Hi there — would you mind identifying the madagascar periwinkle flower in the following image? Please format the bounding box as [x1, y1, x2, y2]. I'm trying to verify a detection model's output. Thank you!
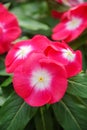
[5, 35, 51, 73]
[45, 41, 82, 78]
[13, 52, 67, 106]
[5, 35, 82, 107]
[52, 2, 87, 42]
[0, 4, 21, 54]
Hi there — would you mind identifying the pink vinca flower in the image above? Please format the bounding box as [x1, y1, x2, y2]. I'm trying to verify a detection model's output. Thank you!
[45, 41, 82, 78]
[52, 3, 87, 42]
[13, 52, 67, 107]
[56, 0, 84, 7]
[5, 35, 51, 73]
[0, 4, 21, 54]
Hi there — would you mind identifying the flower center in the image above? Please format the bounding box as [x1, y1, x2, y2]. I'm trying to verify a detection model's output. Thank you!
[39, 77, 44, 82]
[66, 16, 82, 30]
[30, 68, 52, 90]
[62, 49, 75, 62]
[15, 45, 32, 59]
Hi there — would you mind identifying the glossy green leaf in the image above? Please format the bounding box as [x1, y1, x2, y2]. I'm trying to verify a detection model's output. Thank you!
[52, 94, 87, 130]
[67, 73, 87, 98]
[0, 92, 38, 130]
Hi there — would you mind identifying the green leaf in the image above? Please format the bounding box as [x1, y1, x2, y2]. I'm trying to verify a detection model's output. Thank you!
[14, 36, 29, 43]
[4, 3, 11, 9]
[79, 46, 87, 71]
[0, 88, 6, 106]
[63, 94, 87, 130]
[0, 76, 12, 87]
[11, 2, 48, 20]
[19, 17, 50, 31]
[0, 96, 6, 106]
[52, 94, 87, 130]
[0, 69, 11, 76]
[70, 30, 87, 50]
[11, 2, 51, 36]
[0, 56, 5, 70]
[0, 92, 38, 130]
[67, 73, 87, 98]
[35, 107, 54, 130]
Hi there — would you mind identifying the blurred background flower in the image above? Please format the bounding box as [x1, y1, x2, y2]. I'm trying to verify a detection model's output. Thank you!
[56, 0, 84, 7]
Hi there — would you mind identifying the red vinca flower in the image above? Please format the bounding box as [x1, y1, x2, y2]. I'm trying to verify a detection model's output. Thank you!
[45, 41, 82, 78]
[0, 4, 21, 54]
[5, 35, 51, 73]
[52, 3, 87, 42]
[13, 52, 67, 107]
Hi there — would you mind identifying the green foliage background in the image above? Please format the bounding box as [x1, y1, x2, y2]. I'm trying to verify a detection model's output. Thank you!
[0, 0, 87, 130]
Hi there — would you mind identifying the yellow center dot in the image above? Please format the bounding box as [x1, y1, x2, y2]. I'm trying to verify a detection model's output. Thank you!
[67, 51, 72, 56]
[39, 77, 44, 82]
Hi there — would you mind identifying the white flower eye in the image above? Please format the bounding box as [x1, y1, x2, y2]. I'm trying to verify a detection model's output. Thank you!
[15, 45, 32, 59]
[30, 68, 52, 90]
[66, 16, 82, 30]
[62, 48, 75, 62]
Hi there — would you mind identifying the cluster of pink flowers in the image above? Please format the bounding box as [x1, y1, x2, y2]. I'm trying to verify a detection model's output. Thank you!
[0, 3, 83, 106]
[5, 35, 82, 106]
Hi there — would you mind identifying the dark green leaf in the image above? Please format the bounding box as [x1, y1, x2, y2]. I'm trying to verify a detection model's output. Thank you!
[0, 56, 5, 70]
[52, 94, 87, 130]
[0, 88, 6, 106]
[70, 31, 87, 50]
[67, 73, 87, 98]
[0, 92, 38, 130]
[35, 107, 54, 130]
